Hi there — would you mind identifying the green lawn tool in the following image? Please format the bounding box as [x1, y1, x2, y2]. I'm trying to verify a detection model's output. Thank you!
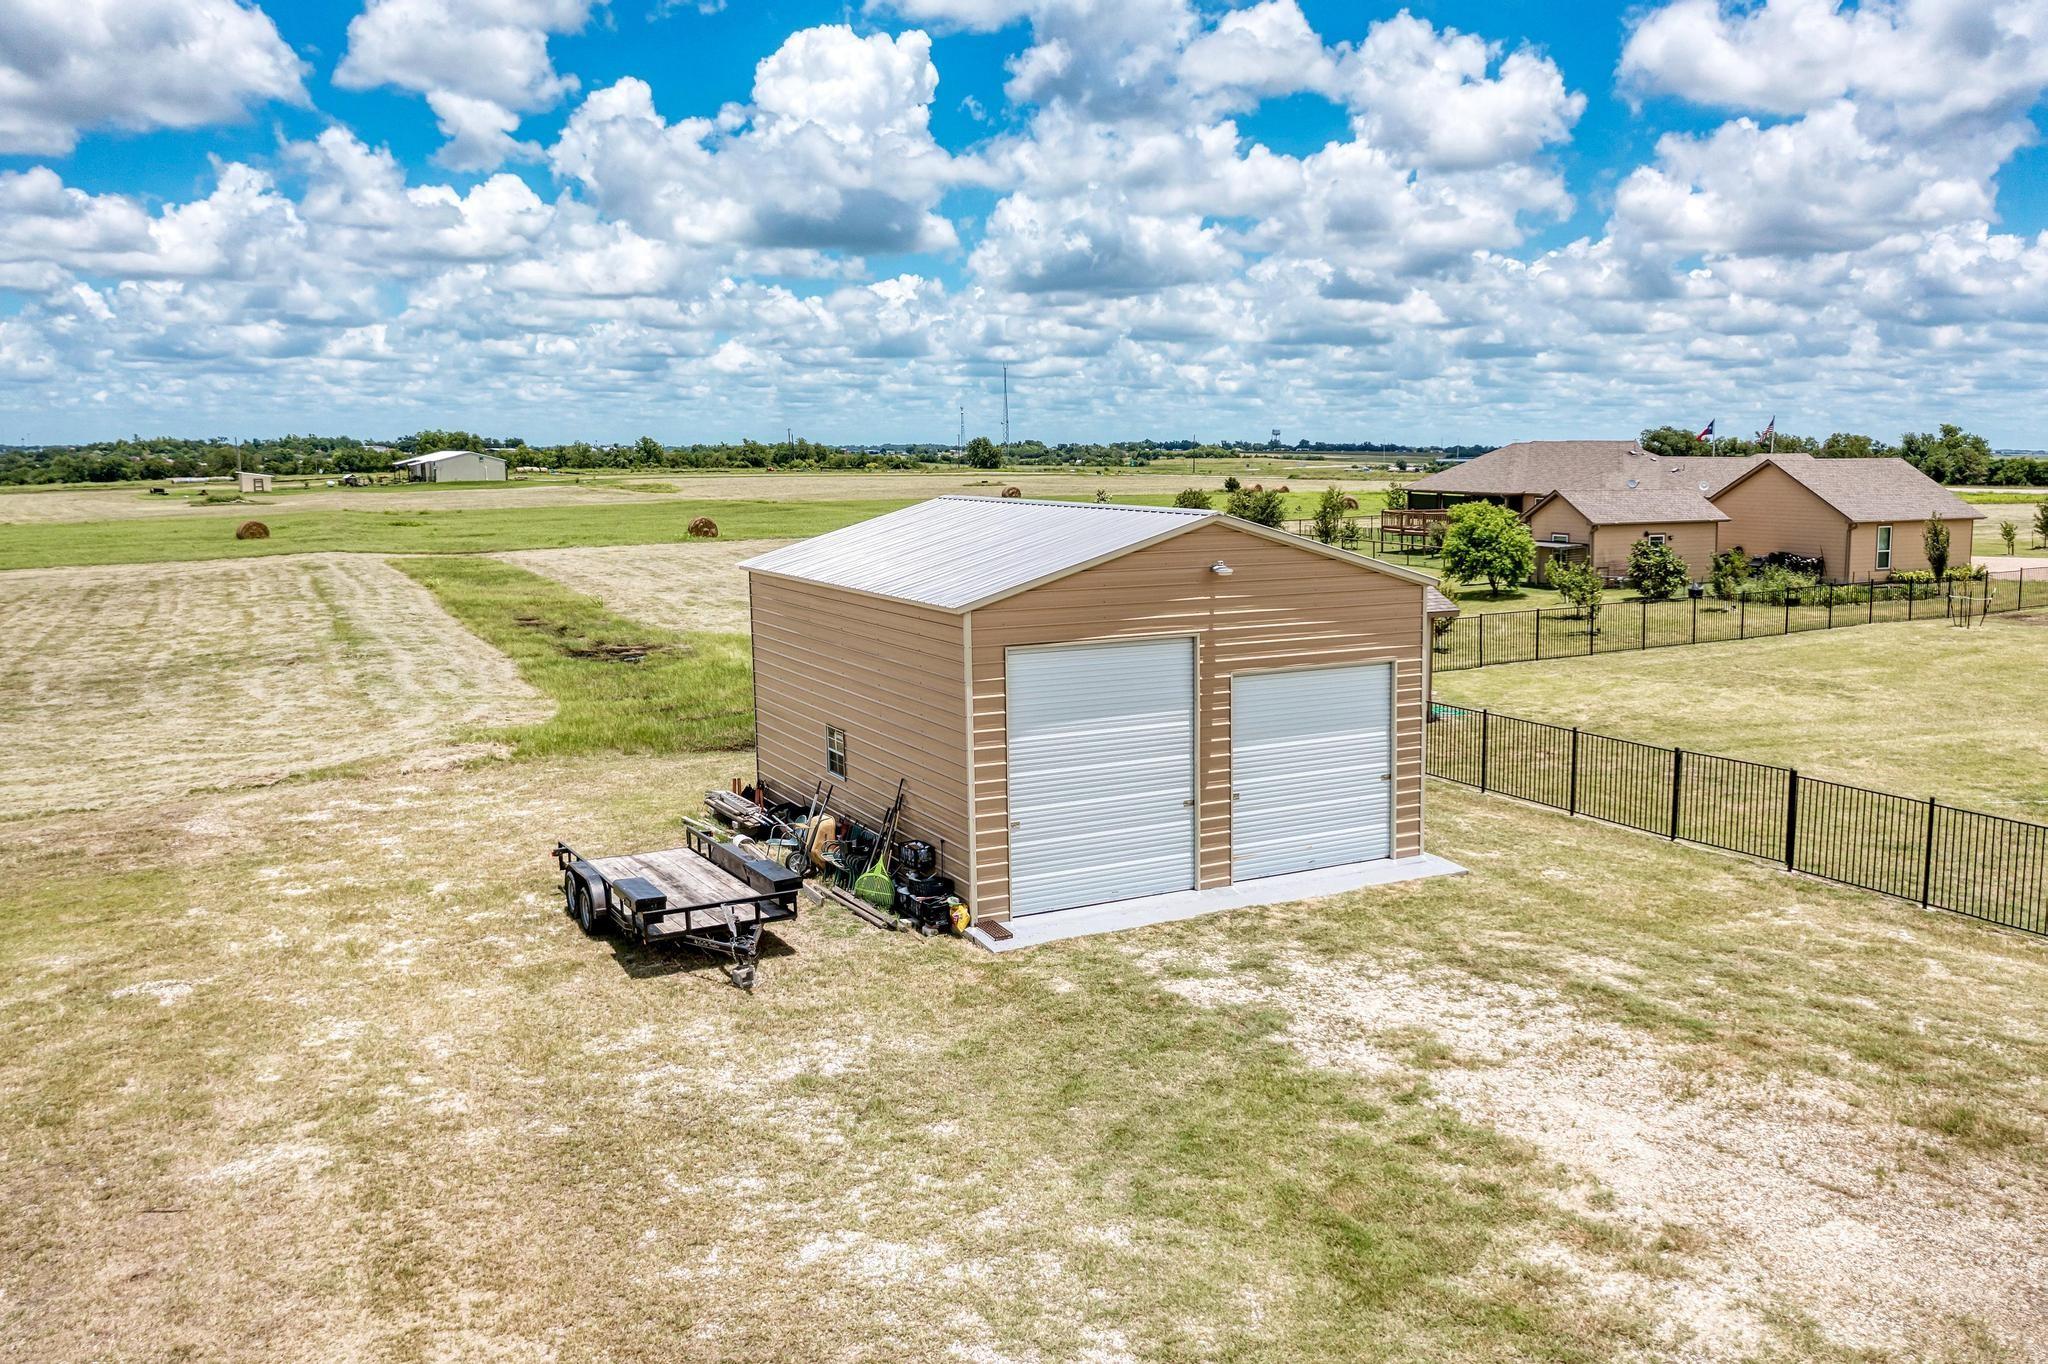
[854, 779, 906, 909]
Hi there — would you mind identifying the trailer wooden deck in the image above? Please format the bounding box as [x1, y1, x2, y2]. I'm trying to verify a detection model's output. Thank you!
[584, 846, 780, 927]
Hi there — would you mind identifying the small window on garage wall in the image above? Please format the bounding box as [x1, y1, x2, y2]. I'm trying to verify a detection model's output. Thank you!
[826, 727, 847, 778]
[1876, 525, 1893, 570]
[1646, 532, 1668, 546]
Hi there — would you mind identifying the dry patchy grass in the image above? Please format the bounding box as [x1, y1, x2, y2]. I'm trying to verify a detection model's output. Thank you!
[495, 540, 784, 636]
[2, 753, 2043, 1361]
[0, 555, 548, 819]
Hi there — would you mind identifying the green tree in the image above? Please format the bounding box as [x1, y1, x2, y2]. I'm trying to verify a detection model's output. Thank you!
[1639, 425, 1706, 458]
[963, 435, 1000, 469]
[1709, 547, 1749, 600]
[635, 435, 664, 464]
[1309, 486, 1348, 545]
[1222, 475, 1242, 492]
[2000, 520, 2019, 553]
[1439, 501, 1535, 596]
[412, 429, 485, 455]
[1899, 424, 1992, 484]
[2035, 501, 2048, 546]
[1819, 431, 1881, 459]
[1627, 538, 1690, 601]
[1923, 520, 1952, 578]
[1549, 559, 1604, 624]
[1382, 482, 1409, 510]
[1172, 487, 1213, 510]
[1225, 485, 1285, 528]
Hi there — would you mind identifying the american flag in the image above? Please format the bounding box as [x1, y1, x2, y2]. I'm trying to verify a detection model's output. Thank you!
[1758, 416, 1775, 442]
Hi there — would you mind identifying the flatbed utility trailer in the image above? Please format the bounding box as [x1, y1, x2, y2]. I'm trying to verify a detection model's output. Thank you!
[554, 821, 800, 989]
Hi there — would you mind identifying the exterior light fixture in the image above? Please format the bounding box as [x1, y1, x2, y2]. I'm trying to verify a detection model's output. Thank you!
[1210, 561, 1233, 576]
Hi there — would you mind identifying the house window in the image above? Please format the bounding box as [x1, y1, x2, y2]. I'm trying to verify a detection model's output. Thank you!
[1876, 525, 1892, 571]
[1550, 532, 1571, 544]
[1646, 533, 1668, 547]
[826, 727, 847, 778]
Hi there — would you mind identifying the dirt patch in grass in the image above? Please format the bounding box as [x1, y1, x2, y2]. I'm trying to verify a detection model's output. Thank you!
[1136, 944, 2047, 1361]
[495, 540, 778, 635]
[0, 555, 548, 819]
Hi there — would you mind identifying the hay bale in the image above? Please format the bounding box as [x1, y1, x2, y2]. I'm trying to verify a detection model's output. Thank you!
[235, 520, 269, 540]
[1276, 484, 1291, 493]
[687, 516, 719, 538]
[1249, 483, 1263, 492]
[1342, 495, 1359, 510]
[1001, 486, 1022, 498]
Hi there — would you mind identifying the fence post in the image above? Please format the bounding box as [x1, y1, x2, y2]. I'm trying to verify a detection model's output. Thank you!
[1479, 710, 1490, 793]
[1783, 769, 1799, 871]
[1669, 748, 1684, 841]
[1691, 593, 1698, 644]
[1868, 579, 1874, 624]
[1568, 727, 1580, 815]
[1478, 614, 1486, 668]
[1784, 595, 1791, 635]
[1534, 609, 1542, 661]
[1920, 796, 1937, 907]
[1826, 591, 1833, 630]
[1740, 596, 1747, 638]
[1909, 582, 1916, 620]
[1589, 607, 1596, 655]
[1640, 599, 1648, 649]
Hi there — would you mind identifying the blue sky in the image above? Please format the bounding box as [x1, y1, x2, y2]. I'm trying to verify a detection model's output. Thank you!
[3, 0, 2048, 446]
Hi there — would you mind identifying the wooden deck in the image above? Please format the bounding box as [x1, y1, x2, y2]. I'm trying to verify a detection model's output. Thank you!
[589, 846, 765, 918]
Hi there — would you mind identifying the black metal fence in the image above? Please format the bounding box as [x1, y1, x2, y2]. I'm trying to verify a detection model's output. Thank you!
[1426, 703, 2048, 938]
[1432, 566, 2048, 673]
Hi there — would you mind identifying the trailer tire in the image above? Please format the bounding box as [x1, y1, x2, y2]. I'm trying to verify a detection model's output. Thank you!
[574, 881, 605, 936]
[561, 870, 580, 917]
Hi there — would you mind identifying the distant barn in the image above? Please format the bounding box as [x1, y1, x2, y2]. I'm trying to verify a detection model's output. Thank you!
[236, 471, 273, 493]
[391, 451, 507, 483]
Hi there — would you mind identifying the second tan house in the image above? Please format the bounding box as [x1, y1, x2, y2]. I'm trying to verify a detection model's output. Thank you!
[1408, 441, 1982, 582]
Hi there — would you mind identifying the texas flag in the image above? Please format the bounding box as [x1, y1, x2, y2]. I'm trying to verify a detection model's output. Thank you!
[1696, 418, 1716, 441]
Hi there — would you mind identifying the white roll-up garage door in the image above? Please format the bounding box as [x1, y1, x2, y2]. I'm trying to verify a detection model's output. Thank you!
[1230, 663, 1394, 880]
[1005, 637, 1198, 916]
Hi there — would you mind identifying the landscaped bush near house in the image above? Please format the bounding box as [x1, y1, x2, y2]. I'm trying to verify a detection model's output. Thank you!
[1709, 547, 1748, 600]
[1627, 539, 1689, 601]
[1548, 560, 1603, 623]
[1738, 565, 1817, 605]
[1172, 487, 1213, 510]
[1756, 550, 1824, 579]
[1924, 521, 1952, 578]
[1944, 563, 1987, 582]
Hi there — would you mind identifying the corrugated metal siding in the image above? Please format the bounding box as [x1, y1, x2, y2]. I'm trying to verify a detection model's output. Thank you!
[740, 496, 1210, 610]
[967, 521, 1429, 922]
[749, 575, 971, 880]
[1710, 463, 1850, 574]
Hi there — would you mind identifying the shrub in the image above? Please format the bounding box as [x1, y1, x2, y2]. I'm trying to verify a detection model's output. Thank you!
[687, 516, 718, 538]
[1222, 475, 1241, 493]
[1627, 538, 1689, 601]
[1172, 487, 1213, 510]
[1924, 520, 1952, 579]
[1709, 547, 1748, 600]
[1549, 560, 1603, 622]
[235, 520, 269, 540]
[1225, 486, 1285, 528]
[1310, 486, 1347, 545]
[1741, 565, 1817, 605]
[1439, 502, 1535, 595]
[1943, 563, 1986, 582]
[1431, 614, 1456, 652]
[1094, 488, 1109, 503]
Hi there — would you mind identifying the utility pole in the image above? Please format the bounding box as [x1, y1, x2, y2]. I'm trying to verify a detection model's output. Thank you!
[1002, 366, 1010, 453]
[957, 405, 964, 451]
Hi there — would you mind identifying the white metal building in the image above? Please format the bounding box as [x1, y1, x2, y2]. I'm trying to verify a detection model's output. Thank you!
[391, 451, 508, 482]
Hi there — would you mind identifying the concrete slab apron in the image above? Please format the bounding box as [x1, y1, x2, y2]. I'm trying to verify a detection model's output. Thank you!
[967, 853, 1468, 953]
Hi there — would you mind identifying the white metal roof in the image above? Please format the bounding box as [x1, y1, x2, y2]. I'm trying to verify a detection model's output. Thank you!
[739, 495, 1443, 613]
[390, 450, 505, 466]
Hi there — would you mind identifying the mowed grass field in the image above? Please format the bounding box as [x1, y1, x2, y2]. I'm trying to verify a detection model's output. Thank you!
[1433, 618, 2048, 821]
[3, 491, 2046, 1361]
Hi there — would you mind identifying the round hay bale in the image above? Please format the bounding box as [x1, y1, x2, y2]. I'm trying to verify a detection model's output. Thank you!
[1276, 483, 1291, 493]
[235, 520, 269, 540]
[1249, 483, 1263, 492]
[1001, 486, 1022, 498]
[1342, 495, 1359, 510]
[687, 516, 719, 538]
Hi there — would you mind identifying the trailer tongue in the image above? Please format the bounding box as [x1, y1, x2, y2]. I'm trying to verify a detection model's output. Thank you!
[553, 820, 800, 990]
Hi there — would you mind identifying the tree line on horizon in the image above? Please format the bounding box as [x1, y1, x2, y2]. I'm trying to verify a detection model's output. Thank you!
[4, 423, 2043, 487]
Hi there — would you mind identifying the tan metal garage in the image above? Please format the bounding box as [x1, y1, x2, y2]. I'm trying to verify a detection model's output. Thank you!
[740, 496, 1460, 937]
